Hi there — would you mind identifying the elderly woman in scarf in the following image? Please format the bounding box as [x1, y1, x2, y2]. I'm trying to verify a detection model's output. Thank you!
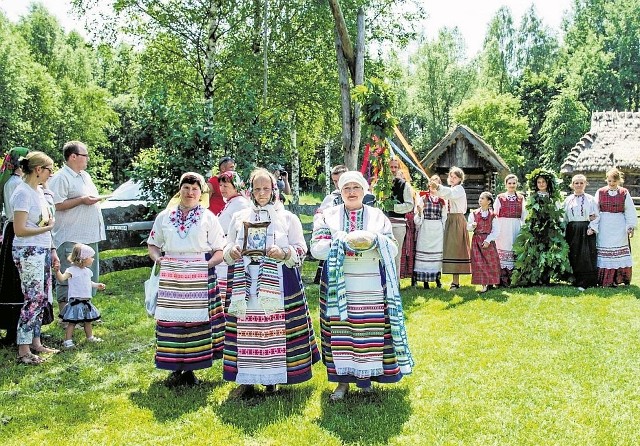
[147, 172, 225, 387]
[0, 147, 29, 345]
[223, 167, 320, 398]
[311, 171, 414, 401]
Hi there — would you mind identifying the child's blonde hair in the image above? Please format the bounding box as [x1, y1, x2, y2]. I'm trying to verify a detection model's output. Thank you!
[606, 167, 624, 185]
[67, 243, 96, 266]
[449, 166, 465, 184]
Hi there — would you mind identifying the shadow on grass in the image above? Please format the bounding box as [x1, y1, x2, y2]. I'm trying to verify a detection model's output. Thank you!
[129, 378, 217, 421]
[401, 285, 509, 314]
[317, 386, 411, 444]
[214, 385, 313, 434]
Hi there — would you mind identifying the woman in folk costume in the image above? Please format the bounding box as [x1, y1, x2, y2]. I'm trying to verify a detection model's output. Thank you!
[147, 172, 225, 387]
[223, 167, 319, 398]
[311, 171, 413, 401]
[413, 174, 447, 289]
[429, 166, 471, 290]
[594, 168, 637, 287]
[563, 174, 599, 290]
[512, 169, 570, 286]
[493, 174, 526, 287]
[215, 171, 250, 309]
[0, 147, 29, 346]
[468, 192, 501, 293]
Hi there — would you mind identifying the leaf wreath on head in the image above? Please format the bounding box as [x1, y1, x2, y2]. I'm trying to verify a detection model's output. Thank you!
[526, 168, 560, 198]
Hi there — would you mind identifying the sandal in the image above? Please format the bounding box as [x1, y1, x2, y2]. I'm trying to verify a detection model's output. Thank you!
[17, 352, 43, 365]
[330, 383, 350, 401]
[32, 345, 60, 354]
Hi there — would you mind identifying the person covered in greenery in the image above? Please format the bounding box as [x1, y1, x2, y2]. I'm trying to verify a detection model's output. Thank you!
[512, 169, 571, 286]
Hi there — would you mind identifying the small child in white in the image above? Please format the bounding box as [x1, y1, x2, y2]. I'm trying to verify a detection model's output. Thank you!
[54, 243, 106, 348]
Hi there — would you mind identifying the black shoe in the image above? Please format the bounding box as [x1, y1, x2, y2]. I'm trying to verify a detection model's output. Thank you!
[264, 384, 277, 394]
[423, 281, 429, 289]
[181, 370, 200, 386]
[436, 279, 442, 288]
[411, 277, 417, 287]
[229, 384, 256, 399]
[164, 371, 183, 388]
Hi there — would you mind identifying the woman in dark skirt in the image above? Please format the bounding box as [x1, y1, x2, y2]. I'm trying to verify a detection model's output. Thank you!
[563, 174, 599, 290]
[0, 147, 29, 345]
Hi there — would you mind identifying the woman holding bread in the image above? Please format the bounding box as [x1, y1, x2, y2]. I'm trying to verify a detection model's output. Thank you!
[311, 171, 413, 401]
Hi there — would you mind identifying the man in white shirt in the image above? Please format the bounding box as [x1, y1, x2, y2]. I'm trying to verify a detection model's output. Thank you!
[48, 141, 106, 314]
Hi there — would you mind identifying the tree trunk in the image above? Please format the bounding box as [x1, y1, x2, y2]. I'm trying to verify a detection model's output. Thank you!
[290, 115, 300, 210]
[204, 2, 219, 100]
[328, 0, 356, 81]
[351, 9, 365, 168]
[325, 139, 332, 195]
[335, 27, 353, 168]
[331, 4, 365, 170]
[262, 0, 269, 106]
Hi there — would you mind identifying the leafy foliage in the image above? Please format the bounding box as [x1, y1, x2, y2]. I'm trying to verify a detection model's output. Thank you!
[352, 77, 398, 211]
[512, 168, 571, 286]
[452, 89, 530, 169]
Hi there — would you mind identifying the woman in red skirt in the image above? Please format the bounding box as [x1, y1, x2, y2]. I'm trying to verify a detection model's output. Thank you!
[467, 192, 501, 293]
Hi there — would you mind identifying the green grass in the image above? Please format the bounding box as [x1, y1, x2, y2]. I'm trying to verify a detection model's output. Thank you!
[3, 240, 640, 445]
[297, 192, 323, 205]
[100, 247, 148, 260]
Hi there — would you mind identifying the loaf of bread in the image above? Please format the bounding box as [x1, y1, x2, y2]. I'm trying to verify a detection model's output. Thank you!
[345, 230, 376, 252]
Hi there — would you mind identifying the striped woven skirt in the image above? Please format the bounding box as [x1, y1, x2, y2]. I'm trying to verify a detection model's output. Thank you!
[597, 212, 633, 286]
[223, 264, 320, 385]
[155, 254, 224, 371]
[320, 256, 403, 387]
[442, 213, 471, 275]
[414, 218, 444, 282]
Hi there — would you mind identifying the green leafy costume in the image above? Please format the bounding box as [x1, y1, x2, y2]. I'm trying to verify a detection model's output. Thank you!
[512, 169, 571, 286]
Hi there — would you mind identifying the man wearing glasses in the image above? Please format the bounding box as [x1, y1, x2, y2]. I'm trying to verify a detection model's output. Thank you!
[48, 141, 105, 316]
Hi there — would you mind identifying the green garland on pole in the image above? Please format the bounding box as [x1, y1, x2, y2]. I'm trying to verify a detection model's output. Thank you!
[352, 77, 398, 211]
[511, 168, 572, 286]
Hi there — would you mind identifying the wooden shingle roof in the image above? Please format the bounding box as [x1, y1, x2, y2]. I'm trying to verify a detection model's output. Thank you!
[420, 124, 510, 176]
[561, 111, 640, 174]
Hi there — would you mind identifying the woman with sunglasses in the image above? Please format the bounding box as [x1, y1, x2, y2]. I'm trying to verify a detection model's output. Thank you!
[11, 151, 60, 364]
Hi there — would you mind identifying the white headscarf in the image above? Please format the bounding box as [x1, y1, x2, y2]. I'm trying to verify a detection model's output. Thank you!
[338, 171, 370, 192]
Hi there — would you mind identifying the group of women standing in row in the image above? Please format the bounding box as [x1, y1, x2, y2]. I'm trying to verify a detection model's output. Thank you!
[147, 168, 412, 400]
[410, 166, 637, 292]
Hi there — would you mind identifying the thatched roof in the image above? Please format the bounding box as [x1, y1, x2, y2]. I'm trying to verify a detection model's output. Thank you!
[561, 111, 640, 174]
[421, 124, 510, 176]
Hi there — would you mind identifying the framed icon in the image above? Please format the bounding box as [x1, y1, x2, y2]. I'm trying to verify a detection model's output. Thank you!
[241, 221, 271, 256]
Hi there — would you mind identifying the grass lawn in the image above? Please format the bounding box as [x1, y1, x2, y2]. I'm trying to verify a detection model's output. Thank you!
[2, 237, 640, 445]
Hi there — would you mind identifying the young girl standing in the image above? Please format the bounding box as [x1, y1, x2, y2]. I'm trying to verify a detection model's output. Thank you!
[493, 174, 526, 286]
[430, 167, 471, 290]
[594, 168, 637, 286]
[468, 192, 501, 293]
[55, 243, 106, 348]
[413, 175, 447, 288]
[563, 174, 599, 290]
